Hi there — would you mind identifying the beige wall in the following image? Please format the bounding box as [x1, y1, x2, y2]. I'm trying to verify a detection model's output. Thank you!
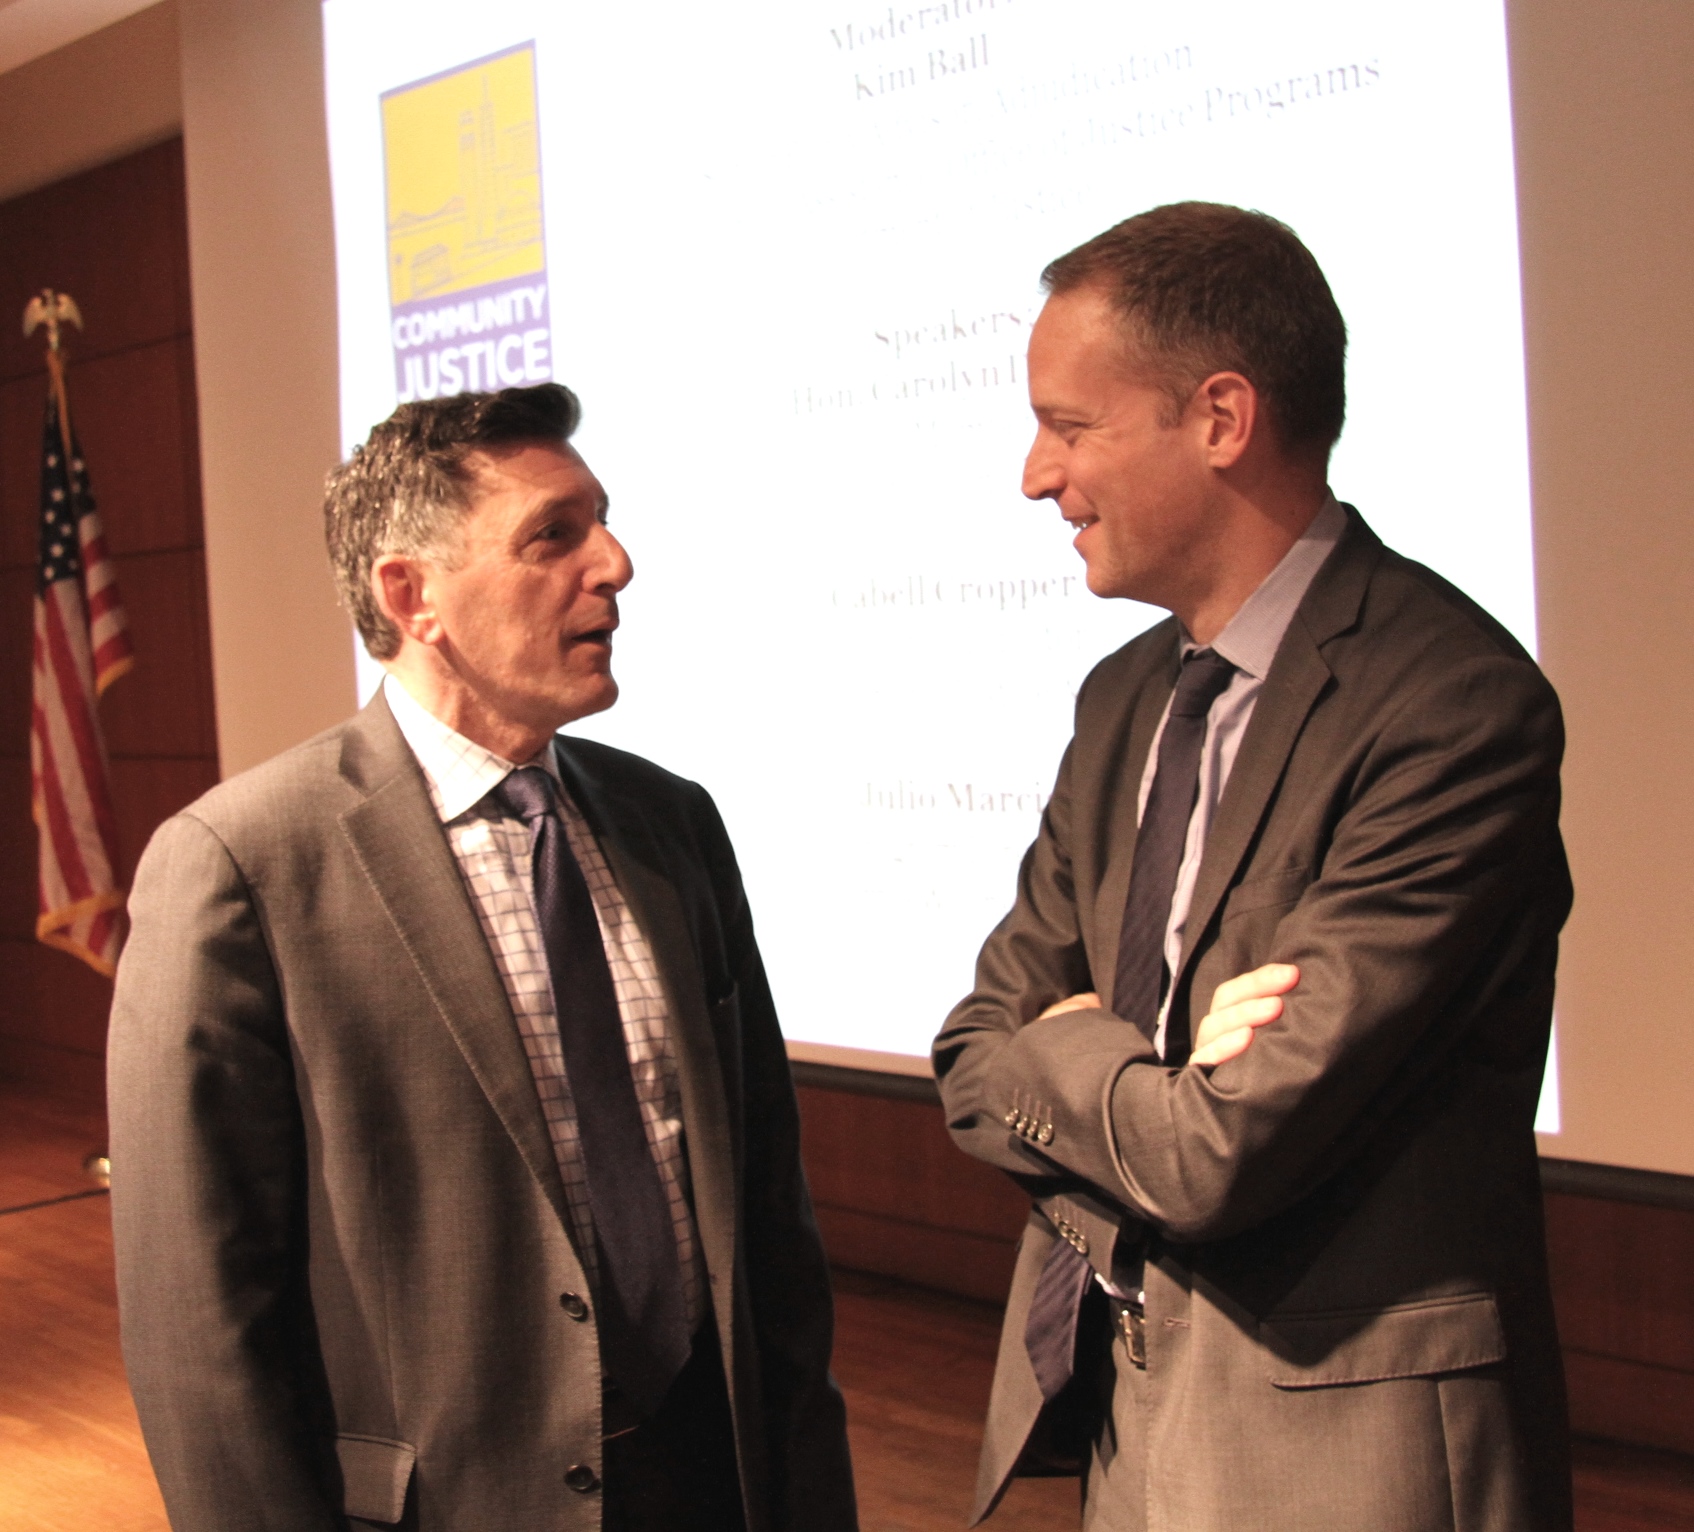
[3, 0, 1692, 1170]
[0, 1, 179, 205]
[1512, 0, 1694, 1173]
[178, 0, 353, 774]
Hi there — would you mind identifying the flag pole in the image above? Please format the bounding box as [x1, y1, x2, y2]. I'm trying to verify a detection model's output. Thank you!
[25, 288, 133, 971]
[24, 289, 81, 464]
[24, 289, 120, 1186]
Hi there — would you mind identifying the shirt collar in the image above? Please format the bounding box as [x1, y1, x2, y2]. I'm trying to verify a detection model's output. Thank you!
[1184, 493, 1347, 680]
[383, 673, 562, 824]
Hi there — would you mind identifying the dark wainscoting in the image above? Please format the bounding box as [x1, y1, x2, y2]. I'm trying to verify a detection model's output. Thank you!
[0, 139, 216, 1099]
[796, 1065, 1694, 1457]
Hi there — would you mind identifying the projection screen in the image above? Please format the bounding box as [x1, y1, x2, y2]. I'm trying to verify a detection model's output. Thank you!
[321, 0, 1553, 1123]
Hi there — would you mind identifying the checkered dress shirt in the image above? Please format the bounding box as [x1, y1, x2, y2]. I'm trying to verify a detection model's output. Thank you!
[385, 677, 706, 1331]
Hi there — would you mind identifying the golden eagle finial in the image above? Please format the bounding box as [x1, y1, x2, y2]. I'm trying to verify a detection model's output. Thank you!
[23, 289, 82, 351]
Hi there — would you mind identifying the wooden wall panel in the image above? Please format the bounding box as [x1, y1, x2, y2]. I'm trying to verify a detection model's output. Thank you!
[1546, 1192, 1694, 1372]
[101, 551, 217, 760]
[797, 1085, 1026, 1303]
[0, 375, 44, 566]
[0, 756, 33, 939]
[62, 337, 202, 558]
[1545, 1190, 1694, 1452]
[1563, 1351, 1694, 1458]
[0, 940, 115, 1079]
[0, 564, 28, 748]
[0, 138, 213, 1103]
[0, 140, 190, 384]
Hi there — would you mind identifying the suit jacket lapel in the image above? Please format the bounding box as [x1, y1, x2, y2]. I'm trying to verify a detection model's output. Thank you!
[1174, 510, 1383, 992]
[336, 694, 573, 1230]
[1091, 635, 1181, 1016]
[555, 746, 739, 1295]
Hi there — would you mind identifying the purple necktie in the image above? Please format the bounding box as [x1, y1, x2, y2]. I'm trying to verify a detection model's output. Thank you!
[493, 766, 689, 1417]
[1024, 649, 1235, 1398]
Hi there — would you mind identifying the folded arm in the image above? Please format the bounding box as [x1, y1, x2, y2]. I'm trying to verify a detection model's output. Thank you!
[938, 654, 1566, 1245]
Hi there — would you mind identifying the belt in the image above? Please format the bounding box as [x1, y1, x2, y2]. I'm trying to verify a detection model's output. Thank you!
[1104, 1292, 1146, 1370]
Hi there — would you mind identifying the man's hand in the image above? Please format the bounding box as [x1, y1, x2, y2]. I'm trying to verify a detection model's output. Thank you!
[1034, 965, 1296, 1066]
[1189, 963, 1299, 1066]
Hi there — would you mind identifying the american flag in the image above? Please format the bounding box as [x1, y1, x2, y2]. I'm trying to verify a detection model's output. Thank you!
[32, 383, 133, 976]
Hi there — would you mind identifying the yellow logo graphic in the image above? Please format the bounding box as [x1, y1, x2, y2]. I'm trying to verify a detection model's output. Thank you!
[382, 43, 544, 307]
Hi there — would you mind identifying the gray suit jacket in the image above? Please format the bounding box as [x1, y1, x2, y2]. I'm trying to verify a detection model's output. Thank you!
[934, 510, 1572, 1531]
[108, 694, 855, 1532]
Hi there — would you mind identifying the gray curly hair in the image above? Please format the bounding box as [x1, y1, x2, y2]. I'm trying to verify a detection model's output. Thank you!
[323, 382, 583, 658]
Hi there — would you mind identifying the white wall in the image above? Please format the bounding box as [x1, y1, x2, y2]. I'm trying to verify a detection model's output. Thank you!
[1511, 0, 1694, 1172]
[178, 0, 353, 774]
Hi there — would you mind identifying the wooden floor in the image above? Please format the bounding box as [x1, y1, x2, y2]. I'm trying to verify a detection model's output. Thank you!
[4, 1083, 1694, 1531]
[0, 1087, 165, 1532]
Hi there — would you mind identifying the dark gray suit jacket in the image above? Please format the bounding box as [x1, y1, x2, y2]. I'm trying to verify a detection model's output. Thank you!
[934, 510, 1572, 1531]
[108, 695, 855, 1532]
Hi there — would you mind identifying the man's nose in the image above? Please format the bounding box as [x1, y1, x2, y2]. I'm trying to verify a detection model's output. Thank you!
[1022, 429, 1063, 502]
[590, 523, 634, 592]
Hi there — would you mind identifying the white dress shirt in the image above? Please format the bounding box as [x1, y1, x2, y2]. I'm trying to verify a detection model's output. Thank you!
[384, 675, 706, 1331]
[1138, 494, 1347, 1055]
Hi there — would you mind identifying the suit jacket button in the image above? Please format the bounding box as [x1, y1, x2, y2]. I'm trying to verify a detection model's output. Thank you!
[559, 1292, 588, 1321]
[1004, 1106, 1021, 1127]
[1038, 1123, 1054, 1145]
[564, 1465, 600, 1494]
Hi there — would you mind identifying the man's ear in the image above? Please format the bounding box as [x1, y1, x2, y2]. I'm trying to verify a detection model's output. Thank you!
[1194, 371, 1258, 470]
[371, 553, 445, 647]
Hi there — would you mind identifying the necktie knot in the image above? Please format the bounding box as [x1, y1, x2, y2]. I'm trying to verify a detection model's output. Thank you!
[1169, 649, 1236, 718]
[492, 765, 557, 824]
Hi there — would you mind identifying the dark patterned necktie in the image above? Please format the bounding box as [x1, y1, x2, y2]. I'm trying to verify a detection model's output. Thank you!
[1024, 648, 1235, 1399]
[493, 766, 689, 1417]
[1113, 647, 1237, 1061]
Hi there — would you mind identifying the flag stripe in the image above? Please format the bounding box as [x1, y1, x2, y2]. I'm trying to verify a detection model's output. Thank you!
[30, 612, 92, 911]
[33, 382, 130, 977]
[40, 583, 121, 862]
[31, 695, 97, 909]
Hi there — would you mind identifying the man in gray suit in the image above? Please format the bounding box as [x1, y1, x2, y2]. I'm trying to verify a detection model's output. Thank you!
[108, 384, 856, 1532]
[934, 204, 1571, 1530]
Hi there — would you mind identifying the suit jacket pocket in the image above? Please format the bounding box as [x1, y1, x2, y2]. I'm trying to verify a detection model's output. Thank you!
[1219, 867, 1312, 923]
[337, 1433, 417, 1524]
[1260, 1292, 1506, 1388]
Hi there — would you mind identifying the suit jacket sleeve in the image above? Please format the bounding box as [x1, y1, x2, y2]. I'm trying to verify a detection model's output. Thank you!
[935, 650, 1566, 1245]
[932, 723, 1115, 1186]
[686, 783, 857, 1532]
[108, 812, 343, 1531]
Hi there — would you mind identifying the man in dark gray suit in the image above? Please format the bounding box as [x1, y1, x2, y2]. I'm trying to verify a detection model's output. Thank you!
[934, 204, 1571, 1530]
[108, 384, 856, 1532]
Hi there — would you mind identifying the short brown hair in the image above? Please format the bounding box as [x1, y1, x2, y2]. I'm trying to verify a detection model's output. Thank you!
[324, 383, 582, 658]
[1042, 202, 1347, 455]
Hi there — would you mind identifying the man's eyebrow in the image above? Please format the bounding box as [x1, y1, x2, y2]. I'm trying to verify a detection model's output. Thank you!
[523, 490, 607, 527]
